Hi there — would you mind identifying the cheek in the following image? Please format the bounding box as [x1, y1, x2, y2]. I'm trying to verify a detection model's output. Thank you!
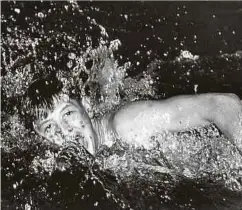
[65, 115, 87, 128]
[43, 130, 62, 142]
[68, 119, 85, 129]
[36, 126, 51, 139]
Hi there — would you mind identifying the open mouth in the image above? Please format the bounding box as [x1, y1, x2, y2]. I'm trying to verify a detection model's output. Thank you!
[51, 134, 92, 154]
[52, 135, 83, 147]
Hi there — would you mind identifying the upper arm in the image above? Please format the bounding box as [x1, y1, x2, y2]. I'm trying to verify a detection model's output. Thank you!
[112, 100, 164, 135]
[111, 95, 212, 137]
[113, 100, 156, 124]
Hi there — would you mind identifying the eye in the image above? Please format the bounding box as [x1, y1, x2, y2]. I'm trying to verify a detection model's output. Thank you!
[44, 123, 55, 136]
[65, 111, 73, 116]
[63, 110, 75, 120]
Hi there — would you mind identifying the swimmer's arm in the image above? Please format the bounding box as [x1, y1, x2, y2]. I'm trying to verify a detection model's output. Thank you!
[111, 95, 211, 136]
[111, 100, 169, 134]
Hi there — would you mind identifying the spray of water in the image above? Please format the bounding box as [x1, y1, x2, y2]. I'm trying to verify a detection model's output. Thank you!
[2, 1, 242, 209]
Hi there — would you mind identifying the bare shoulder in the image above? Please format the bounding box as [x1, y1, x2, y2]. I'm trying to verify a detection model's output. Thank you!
[111, 99, 165, 132]
[113, 100, 157, 122]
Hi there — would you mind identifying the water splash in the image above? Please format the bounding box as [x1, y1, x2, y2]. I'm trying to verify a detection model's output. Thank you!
[2, 1, 242, 209]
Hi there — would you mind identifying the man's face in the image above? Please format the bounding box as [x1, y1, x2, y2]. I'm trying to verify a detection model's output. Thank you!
[34, 99, 96, 155]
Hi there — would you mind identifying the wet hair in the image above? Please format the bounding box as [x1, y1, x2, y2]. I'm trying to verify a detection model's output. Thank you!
[21, 73, 81, 130]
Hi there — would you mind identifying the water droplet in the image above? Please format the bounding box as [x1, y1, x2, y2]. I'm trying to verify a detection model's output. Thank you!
[68, 52, 76, 60]
[14, 8, 20, 14]
[194, 84, 198, 94]
[67, 60, 73, 68]
[7, 27, 12, 32]
[25, 203, 31, 210]
[37, 12, 44, 18]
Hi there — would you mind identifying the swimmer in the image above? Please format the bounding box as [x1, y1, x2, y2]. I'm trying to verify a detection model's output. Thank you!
[23, 76, 242, 156]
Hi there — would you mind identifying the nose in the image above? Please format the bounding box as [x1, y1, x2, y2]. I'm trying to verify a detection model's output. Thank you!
[67, 126, 73, 132]
[55, 126, 62, 133]
[54, 126, 65, 137]
[59, 122, 74, 136]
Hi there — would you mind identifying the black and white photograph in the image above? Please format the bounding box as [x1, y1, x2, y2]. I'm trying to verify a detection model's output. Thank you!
[1, 1, 242, 210]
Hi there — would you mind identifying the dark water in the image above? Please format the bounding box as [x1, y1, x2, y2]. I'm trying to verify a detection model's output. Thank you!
[1, 2, 242, 210]
[89, 2, 242, 98]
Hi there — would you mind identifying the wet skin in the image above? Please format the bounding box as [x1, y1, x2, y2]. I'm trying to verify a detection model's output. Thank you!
[34, 99, 97, 154]
[34, 93, 242, 156]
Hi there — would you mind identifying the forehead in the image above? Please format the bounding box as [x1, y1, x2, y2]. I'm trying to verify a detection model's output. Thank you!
[52, 99, 81, 113]
[35, 99, 83, 124]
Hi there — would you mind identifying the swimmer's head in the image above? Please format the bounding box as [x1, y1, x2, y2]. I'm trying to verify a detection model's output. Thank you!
[22, 74, 97, 155]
